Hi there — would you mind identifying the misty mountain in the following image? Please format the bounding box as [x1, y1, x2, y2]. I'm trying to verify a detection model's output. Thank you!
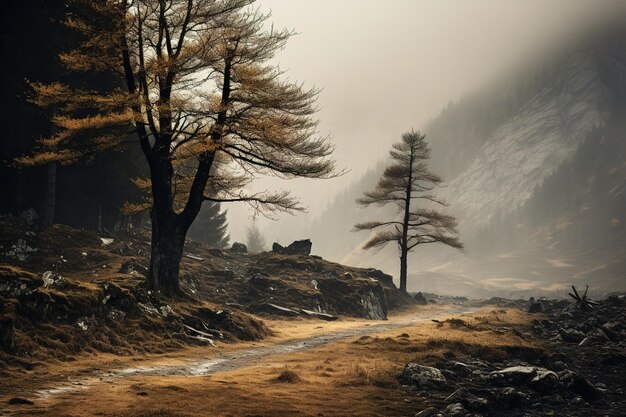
[304, 26, 626, 298]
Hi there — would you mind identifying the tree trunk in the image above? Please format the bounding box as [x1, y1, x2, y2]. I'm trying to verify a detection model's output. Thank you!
[15, 169, 23, 212]
[43, 162, 56, 225]
[398, 147, 414, 294]
[146, 216, 185, 297]
[399, 249, 408, 293]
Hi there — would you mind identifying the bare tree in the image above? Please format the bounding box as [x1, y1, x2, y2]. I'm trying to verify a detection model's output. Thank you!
[354, 131, 462, 293]
[246, 221, 266, 253]
[19, 0, 337, 295]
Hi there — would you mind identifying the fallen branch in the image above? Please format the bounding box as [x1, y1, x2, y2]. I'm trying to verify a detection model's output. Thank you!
[568, 285, 599, 312]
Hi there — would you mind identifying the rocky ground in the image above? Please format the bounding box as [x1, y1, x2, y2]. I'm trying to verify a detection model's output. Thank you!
[0, 214, 410, 373]
[403, 295, 626, 417]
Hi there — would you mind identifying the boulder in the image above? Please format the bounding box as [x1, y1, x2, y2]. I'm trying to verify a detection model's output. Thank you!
[400, 363, 446, 387]
[230, 242, 247, 253]
[528, 302, 543, 313]
[414, 292, 428, 305]
[272, 239, 312, 256]
[489, 366, 539, 385]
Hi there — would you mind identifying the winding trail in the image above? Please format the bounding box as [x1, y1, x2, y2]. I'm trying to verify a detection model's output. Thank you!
[2, 305, 473, 416]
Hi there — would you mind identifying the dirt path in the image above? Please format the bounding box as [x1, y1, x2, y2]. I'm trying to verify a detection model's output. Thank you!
[2, 305, 472, 416]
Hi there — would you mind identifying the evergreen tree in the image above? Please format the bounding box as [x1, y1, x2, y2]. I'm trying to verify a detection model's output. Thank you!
[354, 131, 463, 293]
[21, 0, 337, 295]
[187, 202, 229, 248]
[246, 222, 266, 253]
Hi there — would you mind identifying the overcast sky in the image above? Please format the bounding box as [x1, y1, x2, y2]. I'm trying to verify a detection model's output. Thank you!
[227, 0, 626, 242]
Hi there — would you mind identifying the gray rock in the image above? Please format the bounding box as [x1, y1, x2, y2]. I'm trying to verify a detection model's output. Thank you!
[414, 292, 428, 305]
[489, 366, 539, 385]
[107, 309, 126, 321]
[401, 363, 446, 387]
[443, 403, 469, 417]
[558, 327, 585, 343]
[272, 239, 312, 256]
[445, 388, 489, 411]
[230, 242, 247, 253]
[529, 369, 561, 393]
[41, 271, 68, 290]
[415, 408, 442, 417]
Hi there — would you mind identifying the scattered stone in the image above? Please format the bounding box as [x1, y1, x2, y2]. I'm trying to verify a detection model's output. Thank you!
[443, 403, 469, 417]
[230, 242, 247, 253]
[445, 388, 489, 411]
[159, 305, 174, 318]
[107, 309, 126, 321]
[558, 327, 585, 343]
[41, 271, 68, 290]
[5, 238, 38, 261]
[414, 407, 442, 417]
[414, 292, 428, 305]
[76, 317, 89, 331]
[99, 237, 114, 246]
[401, 363, 446, 387]
[119, 260, 148, 276]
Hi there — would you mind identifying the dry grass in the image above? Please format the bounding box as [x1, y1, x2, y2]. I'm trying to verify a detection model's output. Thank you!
[272, 368, 303, 383]
[339, 361, 399, 388]
[3, 307, 540, 417]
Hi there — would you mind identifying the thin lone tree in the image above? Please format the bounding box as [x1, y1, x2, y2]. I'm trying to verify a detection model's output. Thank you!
[354, 131, 462, 293]
[19, 0, 337, 295]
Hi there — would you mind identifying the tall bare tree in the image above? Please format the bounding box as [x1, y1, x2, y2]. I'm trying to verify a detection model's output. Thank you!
[19, 0, 337, 295]
[354, 131, 462, 293]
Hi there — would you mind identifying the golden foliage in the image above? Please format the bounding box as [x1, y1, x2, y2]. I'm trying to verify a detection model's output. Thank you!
[22, 0, 338, 218]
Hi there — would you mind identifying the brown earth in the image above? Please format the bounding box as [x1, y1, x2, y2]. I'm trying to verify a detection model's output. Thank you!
[0, 216, 411, 374]
[0, 307, 536, 417]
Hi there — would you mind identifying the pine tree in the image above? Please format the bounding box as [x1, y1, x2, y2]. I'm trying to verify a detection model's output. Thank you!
[246, 222, 266, 253]
[354, 131, 463, 293]
[20, 0, 337, 295]
[187, 202, 229, 248]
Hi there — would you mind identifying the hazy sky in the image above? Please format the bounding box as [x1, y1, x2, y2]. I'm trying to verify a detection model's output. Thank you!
[227, 0, 626, 242]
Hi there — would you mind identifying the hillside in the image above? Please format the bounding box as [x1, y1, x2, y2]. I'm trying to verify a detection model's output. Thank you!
[303, 26, 626, 298]
[0, 215, 411, 371]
